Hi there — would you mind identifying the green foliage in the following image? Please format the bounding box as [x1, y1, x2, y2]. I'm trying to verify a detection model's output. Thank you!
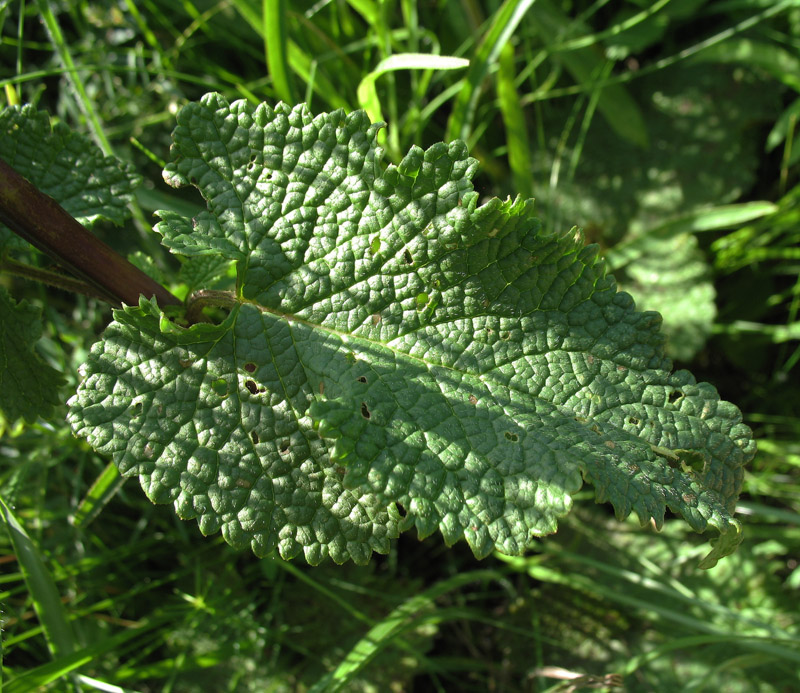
[63, 94, 755, 567]
[0, 287, 64, 423]
[0, 104, 141, 248]
[3, 1, 800, 691]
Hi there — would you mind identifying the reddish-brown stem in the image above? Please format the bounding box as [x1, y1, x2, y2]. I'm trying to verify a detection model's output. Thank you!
[0, 157, 181, 308]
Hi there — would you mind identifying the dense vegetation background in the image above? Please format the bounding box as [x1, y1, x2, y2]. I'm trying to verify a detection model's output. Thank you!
[1, 0, 799, 690]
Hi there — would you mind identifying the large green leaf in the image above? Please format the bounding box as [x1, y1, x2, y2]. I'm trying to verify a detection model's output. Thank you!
[68, 94, 755, 566]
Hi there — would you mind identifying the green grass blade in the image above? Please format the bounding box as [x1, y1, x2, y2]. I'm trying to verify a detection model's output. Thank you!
[229, 0, 349, 110]
[310, 569, 504, 692]
[0, 494, 76, 658]
[528, 0, 649, 148]
[446, 0, 538, 143]
[71, 462, 126, 529]
[522, 0, 798, 104]
[4, 616, 169, 693]
[496, 43, 533, 198]
[551, 0, 673, 52]
[344, 0, 379, 25]
[35, 0, 113, 155]
[606, 201, 779, 270]
[263, 0, 296, 103]
[357, 53, 469, 127]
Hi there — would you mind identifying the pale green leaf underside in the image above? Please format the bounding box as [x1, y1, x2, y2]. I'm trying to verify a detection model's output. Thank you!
[68, 94, 755, 566]
[0, 287, 64, 423]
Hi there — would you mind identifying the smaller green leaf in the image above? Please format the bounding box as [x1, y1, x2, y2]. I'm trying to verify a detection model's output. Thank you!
[0, 287, 64, 423]
[0, 105, 141, 231]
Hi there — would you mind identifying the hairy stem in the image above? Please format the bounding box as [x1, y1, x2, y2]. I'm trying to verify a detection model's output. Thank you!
[0, 157, 181, 308]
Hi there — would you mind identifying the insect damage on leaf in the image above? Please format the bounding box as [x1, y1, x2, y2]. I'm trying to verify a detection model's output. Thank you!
[68, 93, 755, 567]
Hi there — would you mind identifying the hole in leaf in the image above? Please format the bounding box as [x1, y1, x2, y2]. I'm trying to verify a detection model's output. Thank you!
[356, 375, 367, 384]
[279, 441, 290, 454]
[345, 352, 356, 364]
[500, 331, 511, 340]
[468, 395, 478, 405]
[211, 378, 228, 397]
[504, 431, 518, 442]
[251, 431, 259, 444]
[244, 362, 257, 373]
[178, 358, 194, 368]
[396, 502, 407, 518]
[403, 249, 413, 265]
[370, 237, 381, 255]
[361, 402, 371, 419]
[628, 416, 640, 425]
[371, 313, 381, 325]
[668, 390, 683, 404]
[245, 380, 258, 395]
[416, 292, 429, 310]
[132, 401, 143, 417]
[144, 443, 154, 459]
[259, 386, 266, 393]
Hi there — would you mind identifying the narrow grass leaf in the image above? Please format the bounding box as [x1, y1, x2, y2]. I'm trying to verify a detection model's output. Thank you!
[71, 462, 126, 529]
[497, 43, 533, 199]
[35, 0, 113, 155]
[446, 0, 538, 143]
[345, 0, 379, 26]
[0, 494, 76, 659]
[263, 0, 296, 103]
[357, 53, 469, 127]
[607, 202, 778, 270]
[310, 569, 503, 692]
[528, 0, 648, 148]
[4, 616, 170, 693]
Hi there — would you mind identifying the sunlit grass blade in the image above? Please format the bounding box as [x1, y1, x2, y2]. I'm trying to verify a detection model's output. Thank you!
[310, 569, 506, 692]
[357, 52, 469, 130]
[496, 43, 533, 198]
[263, 0, 296, 103]
[71, 462, 126, 529]
[606, 201, 779, 270]
[35, 0, 113, 155]
[0, 494, 76, 660]
[229, 0, 350, 110]
[714, 320, 800, 343]
[446, 0, 537, 144]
